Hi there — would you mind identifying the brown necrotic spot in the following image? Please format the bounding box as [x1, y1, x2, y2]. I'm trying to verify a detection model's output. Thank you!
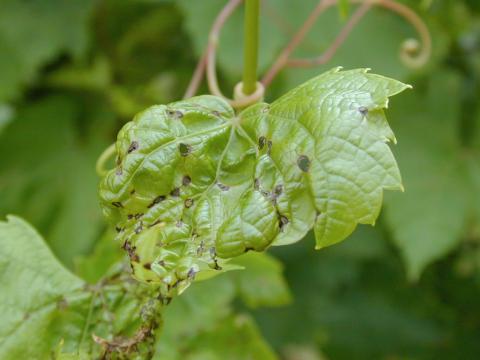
[358, 106, 368, 116]
[134, 213, 144, 220]
[182, 175, 192, 186]
[184, 198, 194, 208]
[217, 182, 230, 191]
[179, 143, 192, 157]
[274, 184, 283, 196]
[128, 141, 139, 154]
[143, 263, 151, 270]
[135, 222, 144, 234]
[127, 214, 134, 220]
[170, 187, 180, 197]
[297, 155, 311, 172]
[258, 136, 267, 150]
[148, 195, 166, 208]
[111, 202, 123, 208]
[148, 219, 163, 228]
[167, 109, 184, 119]
[279, 215, 289, 230]
[267, 140, 273, 155]
[187, 268, 196, 279]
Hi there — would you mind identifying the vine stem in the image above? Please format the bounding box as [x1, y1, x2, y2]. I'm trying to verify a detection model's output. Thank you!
[242, 0, 260, 95]
[183, 0, 430, 102]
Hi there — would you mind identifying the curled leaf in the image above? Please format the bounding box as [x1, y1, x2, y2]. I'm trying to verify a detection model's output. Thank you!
[99, 68, 409, 297]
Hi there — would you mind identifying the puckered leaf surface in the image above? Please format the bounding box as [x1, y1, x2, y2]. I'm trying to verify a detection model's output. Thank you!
[99, 68, 409, 297]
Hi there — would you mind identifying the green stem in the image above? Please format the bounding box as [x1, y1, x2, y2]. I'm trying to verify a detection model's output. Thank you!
[242, 0, 260, 95]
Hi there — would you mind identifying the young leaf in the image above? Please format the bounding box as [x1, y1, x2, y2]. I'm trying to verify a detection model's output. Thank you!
[99, 68, 409, 298]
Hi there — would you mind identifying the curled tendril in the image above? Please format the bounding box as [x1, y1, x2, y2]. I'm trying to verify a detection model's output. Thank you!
[264, 0, 432, 85]
[96, 143, 116, 177]
[183, 0, 432, 99]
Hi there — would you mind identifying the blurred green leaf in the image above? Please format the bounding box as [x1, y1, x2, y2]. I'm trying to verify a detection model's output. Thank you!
[385, 71, 478, 279]
[0, 0, 95, 102]
[0, 215, 88, 359]
[0, 96, 113, 266]
[231, 252, 292, 308]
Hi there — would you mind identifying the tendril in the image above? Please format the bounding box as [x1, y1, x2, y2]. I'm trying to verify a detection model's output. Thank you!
[96, 143, 116, 177]
[184, 0, 430, 101]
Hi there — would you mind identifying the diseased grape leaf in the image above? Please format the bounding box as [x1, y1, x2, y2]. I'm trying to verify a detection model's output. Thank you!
[0, 0, 95, 102]
[0, 216, 165, 359]
[99, 67, 409, 298]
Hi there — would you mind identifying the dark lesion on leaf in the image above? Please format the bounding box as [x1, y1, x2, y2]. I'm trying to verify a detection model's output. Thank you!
[123, 240, 140, 262]
[258, 136, 267, 150]
[254, 178, 260, 190]
[278, 214, 289, 231]
[128, 141, 139, 154]
[209, 247, 222, 270]
[297, 155, 311, 172]
[267, 140, 273, 155]
[148, 195, 166, 208]
[148, 219, 163, 228]
[134, 222, 144, 234]
[182, 175, 192, 186]
[143, 263, 151, 270]
[167, 109, 184, 119]
[358, 106, 369, 116]
[179, 143, 192, 157]
[184, 198, 194, 208]
[170, 187, 181, 197]
[217, 182, 230, 191]
[274, 184, 283, 197]
[112, 201, 123, 208]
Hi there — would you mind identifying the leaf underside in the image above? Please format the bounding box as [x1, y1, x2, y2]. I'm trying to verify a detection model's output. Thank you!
[99, 68, 409, 297]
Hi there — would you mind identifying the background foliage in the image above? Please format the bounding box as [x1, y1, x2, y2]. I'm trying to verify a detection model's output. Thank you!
[0, 0, 479, 358]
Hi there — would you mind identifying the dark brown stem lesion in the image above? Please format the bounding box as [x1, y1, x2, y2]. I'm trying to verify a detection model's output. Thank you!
[184, 0, 432, 103]
[93, 318, 161, 360]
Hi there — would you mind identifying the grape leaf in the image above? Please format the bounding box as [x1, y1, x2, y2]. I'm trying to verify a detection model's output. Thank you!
[0, 96, 112, 267]
[99, 68, 409, 298]
[0, 216, 165, 359]
[0, 0, 94, 102]
[384, 71, 475, 279]
[230, 252, 292, 308]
